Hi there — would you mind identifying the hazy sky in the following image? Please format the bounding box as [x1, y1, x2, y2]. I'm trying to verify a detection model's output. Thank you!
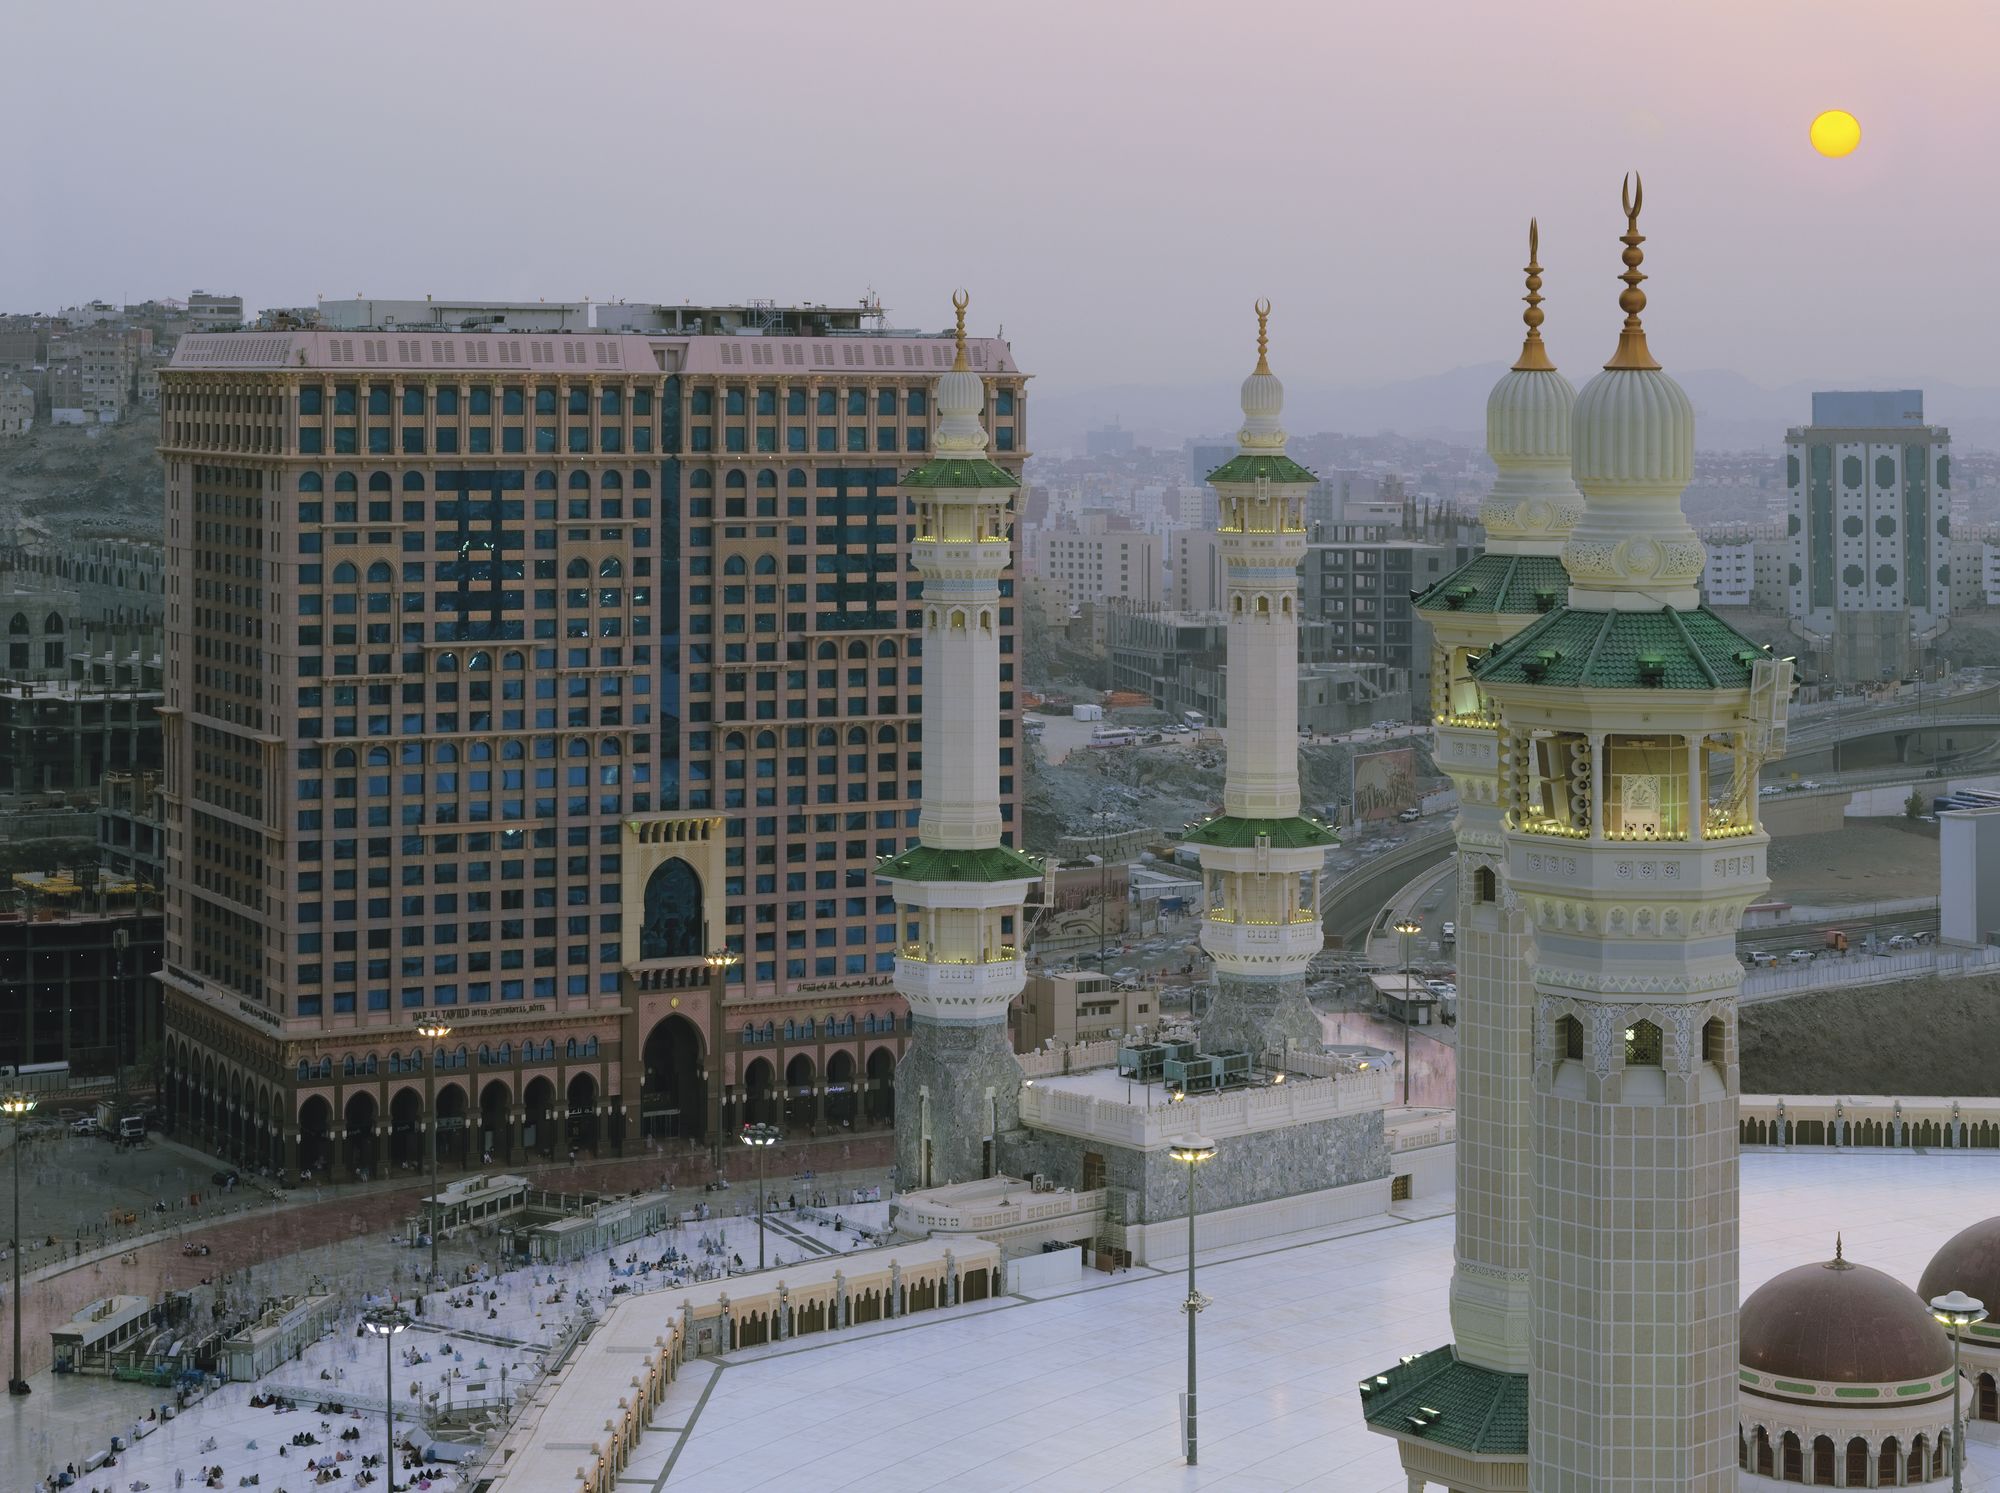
[11, 0, 1997, 396]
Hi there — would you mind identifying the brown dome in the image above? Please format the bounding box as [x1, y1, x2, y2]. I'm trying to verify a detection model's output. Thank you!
[1741, 1249, 1951, 1386]
[1919, 1216, 2000, 1316]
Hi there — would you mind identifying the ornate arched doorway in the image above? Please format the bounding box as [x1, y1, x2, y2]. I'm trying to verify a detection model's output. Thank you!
[640, 859, 703, 960]
[480, 1080, 511, 1162]
[566, 1072, 599, 1155]
[640, 1014, 705, 1142]
[866, 1047, 896, 1123]
[825, 1050, 856, 1126]
[436, 1082, 469, 1169]
[343, 1092, 378, 1179]
[299, 1095, 333, 1177]
[785, 1053, 817, 1130]
[523, 1076, 556, 1159]
[742, 1058, 776, 1126]
[388, 1087, 422, 1170]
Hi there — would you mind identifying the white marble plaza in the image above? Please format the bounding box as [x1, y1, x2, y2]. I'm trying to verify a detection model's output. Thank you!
[650, 1152, 2000, 1492]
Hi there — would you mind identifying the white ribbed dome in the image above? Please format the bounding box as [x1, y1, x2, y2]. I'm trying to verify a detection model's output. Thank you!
[933, 365, 988, 455]
[1571, 365, 1693, 491]
[1481, 366, 1583, 552]
[1486, 367, 1576, 467]
[1562, 365, 1704, 609]
[1238, 369, 1286, 453]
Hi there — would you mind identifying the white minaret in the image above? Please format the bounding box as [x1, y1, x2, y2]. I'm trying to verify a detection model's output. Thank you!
[1476, 179, 1790, 1493]
[1362, 223, 1583, 1490]
[1185, 304, 1335, 1058]
[881, 292, 1040, 1191]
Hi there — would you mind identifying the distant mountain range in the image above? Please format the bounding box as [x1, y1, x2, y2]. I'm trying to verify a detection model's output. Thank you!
[1033, 364, 2000, 456]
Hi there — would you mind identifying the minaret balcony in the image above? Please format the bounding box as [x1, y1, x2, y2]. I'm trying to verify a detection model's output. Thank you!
[896, 947, 1025, 1016]
[1200, 913, 1323, 968]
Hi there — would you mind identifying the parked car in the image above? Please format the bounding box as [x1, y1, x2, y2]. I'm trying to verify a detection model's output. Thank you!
[70, 1116, 101, 1136]
[1440, 921, 1456, 940]
[1785, 949, 1813, 964]
[1886, 935, 1916, 951]
[1747, 951, 1779, 968]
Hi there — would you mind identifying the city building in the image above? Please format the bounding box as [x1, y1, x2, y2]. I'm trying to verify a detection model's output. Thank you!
[0, 872, 161, 1081]
[880, 293, 1041, 1190]
[1171, 526, 1225, 612]
[1042, 516, 1161, 610]
[1012, 968, 1155, 1051]
[0, 631, 162, 794]
[0, 380, 32, 437]
[591, 298, 888, 337]
[1301, 528, 1475, 712]
[1786, 389, 1952, 681]
[187, 292, 245, 332]
[1402, 185, 1789, 1491]
[1181, 304, 1336, 1057]
[1364, 219, 1583, 1491]
[314, 297, 588, 332]
[153, 305, 1027, 1180]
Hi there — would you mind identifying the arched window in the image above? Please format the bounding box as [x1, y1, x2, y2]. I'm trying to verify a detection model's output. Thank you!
[1557, 1015, 1583, 1061]
[566, 557, 589, 578]
[535, 470, 557, 490]
[568, 470, 590, 489]
[332, 562, 358, 583]
[6, 613, 27, 635]
[724, 555, 746, 575]
[368, 472, 392, 491]
[299, 472, 324, 492]
[725, 469, 746, 489]
[640, 859, 703, 960]
[565, 1037, 579, 1059]
[402, 471, 425, 491]
[1474, 865, 1497, 903]
[787, 468, 807, 488]
[599, 556, 623, 578]
[334, 472, 357, 492]
[754, 555, 776, 574]
[1702, 1017, 1726, 1065]
[601, 470, 622, 490]
[366, 561, 392, 583]
[1624, 1020, 1662, 1066]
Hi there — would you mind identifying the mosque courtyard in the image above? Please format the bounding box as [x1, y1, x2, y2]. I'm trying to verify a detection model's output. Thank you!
[14, 1149, 2000, 1491]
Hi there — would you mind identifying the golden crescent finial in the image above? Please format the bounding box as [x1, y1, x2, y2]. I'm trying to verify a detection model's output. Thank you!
[1605, 172, 1661, 371]
[950, 289, 970, 372]
[1253, 299, 1272, 376]
[1513, 216, 1554, 372]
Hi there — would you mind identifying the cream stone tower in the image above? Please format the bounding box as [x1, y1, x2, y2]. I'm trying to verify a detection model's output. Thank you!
[881, 293, 1041, 1190]
[1360, 224, 1582, 1491]
[1475, 180, 1791, 1493]
[1184, 305, 1337, 1057]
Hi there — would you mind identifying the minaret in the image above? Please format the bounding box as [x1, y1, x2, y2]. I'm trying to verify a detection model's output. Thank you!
[1359, 223, 1582, 1490]
[1475, 178, 1791, 1493]
[880, 292, 1041, 1191]
[1184, 304, 1336, 1058]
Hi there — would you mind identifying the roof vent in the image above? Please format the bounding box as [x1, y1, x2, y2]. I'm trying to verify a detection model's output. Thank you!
[1636, 651, 1667, 686]
[1533, 587, 1558, 613]
[1521, 649, 1559, 682]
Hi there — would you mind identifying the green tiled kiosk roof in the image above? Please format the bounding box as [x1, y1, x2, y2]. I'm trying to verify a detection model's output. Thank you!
[1471, 604, 1771, 691]
[1182, 814, 1337, 849]
[900, 457, 1019, 489]
[877, 843, 1043, 883]
[1413, 552, 1569, 616]
[1358, 1345, 1529, 1456]
[1205, 453, 1318, 485]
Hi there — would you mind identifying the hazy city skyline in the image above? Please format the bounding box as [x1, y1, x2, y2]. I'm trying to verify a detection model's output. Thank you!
[9, 0, 1997, 403]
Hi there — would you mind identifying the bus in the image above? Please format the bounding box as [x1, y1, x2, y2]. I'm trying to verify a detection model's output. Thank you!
[1087, 727, 1140, 749]
[0, 1061, 72, 1096]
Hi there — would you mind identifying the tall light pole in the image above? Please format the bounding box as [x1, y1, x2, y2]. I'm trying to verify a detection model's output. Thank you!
[415, 1020, 453, 1283]
[740, 1121, 779, 1271]
[1169, 1134, 1217, 1466]
[1393, 918, 1423, 1106]
[703, 950, 739, 1173]
[112, 926, 130, 1122]
[4, 1093, 35, 1395]
[1932, 1288, 1988, 1493]
[363, 1305, 412, 1486]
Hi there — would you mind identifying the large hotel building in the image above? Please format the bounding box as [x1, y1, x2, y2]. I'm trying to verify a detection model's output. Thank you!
[156, 304, 1027, 1178]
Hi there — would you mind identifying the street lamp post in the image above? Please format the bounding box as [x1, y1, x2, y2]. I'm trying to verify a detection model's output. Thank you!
[4, 1093, 36, 1395]
[1393, 918, 1423, 1106]
[1169, 1134, 1217, 1466]
[1931, 1288, 1989, 1493]
[363, 1306, 412, 1488]
[415, 1021, 453, 1283]
[703, 950, 740, 1173]
[740, 1121, 779, 1271]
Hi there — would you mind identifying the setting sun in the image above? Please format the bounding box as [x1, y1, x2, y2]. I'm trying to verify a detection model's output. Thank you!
[1810, 108, 1862, 157]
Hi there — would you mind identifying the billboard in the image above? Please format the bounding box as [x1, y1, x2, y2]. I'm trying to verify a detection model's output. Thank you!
[1352, 747, 1418, 822]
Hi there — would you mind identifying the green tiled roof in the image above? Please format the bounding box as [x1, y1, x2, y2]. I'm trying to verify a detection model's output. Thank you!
[877, 843, 1042, 883]
[1182, 814, 1337, 849]
[1470, 604, 1770, 691]
[901, 457, 1018, 490]
[1357, 1345, 1529, 1456]
[1413, 552, 1569, 617]
[1205, 453, 1318, 486]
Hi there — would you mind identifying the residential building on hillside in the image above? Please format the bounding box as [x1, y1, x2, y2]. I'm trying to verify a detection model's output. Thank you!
[1042, 517, 1160, 609]
[187, 291, 245, 332]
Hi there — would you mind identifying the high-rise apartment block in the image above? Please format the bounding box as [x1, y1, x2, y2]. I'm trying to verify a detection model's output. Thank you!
[1785, 389, 1951, 681]
[155, 309, 1026, 1180]
[1041, 518, 1161, 609]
